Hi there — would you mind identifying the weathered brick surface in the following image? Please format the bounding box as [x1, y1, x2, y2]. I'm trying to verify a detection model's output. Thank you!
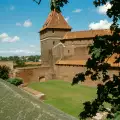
[14, 64, 119, 86]
[55, 65, 119, 86]
[14, 66, 51, 84]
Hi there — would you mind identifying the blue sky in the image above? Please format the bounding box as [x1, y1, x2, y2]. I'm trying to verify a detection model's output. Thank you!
[0, 0, 112, 56]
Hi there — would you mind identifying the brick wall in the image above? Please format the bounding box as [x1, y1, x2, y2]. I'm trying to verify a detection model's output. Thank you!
[55, 64, 119, 86]
[14, 66, 51, 84]
[14, 64, 119, 86]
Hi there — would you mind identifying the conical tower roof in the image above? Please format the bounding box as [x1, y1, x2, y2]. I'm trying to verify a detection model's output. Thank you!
[40, 10, 72, 32]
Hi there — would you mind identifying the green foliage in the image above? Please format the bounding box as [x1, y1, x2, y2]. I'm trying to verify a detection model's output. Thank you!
[71, 0, 120, 119]
[33, 0, 68, 12]
[0, 55, 41, 67]
[27, 55, 40, 62]
[7, 78, 23, 86]
[72, 73, 85, 85]
[94, 0, 120, 31]
[50, 0, 68, 12]
[0, 65, 10, 80]
[15, 59, 25, 67]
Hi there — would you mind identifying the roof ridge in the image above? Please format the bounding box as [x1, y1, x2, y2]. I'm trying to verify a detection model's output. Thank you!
[70, 29, 110, 33]
[46, 11, 55, 28]
[62, 29, 111, 40]
[42, 11, 53, 28]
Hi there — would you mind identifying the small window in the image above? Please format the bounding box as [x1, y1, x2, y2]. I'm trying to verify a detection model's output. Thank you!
[68, 50, 70, 53]
[53, 41, 55, 45]
[52, 29, 54, 33]
[43, 31, 45, 34]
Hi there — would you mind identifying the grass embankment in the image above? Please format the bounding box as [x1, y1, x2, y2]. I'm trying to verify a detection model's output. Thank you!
[28, 80, 96, 118]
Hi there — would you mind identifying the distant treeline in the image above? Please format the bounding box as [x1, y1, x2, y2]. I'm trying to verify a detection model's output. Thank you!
[0, 55, 41, 67]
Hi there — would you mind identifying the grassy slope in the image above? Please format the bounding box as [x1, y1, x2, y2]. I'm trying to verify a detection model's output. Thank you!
[28, 80, 97, 118]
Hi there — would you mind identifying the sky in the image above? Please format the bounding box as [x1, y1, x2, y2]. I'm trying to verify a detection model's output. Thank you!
[0, 0, 112, 56]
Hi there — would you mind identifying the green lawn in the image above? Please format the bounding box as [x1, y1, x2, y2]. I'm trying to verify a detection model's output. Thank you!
[28, 80, 97, 118]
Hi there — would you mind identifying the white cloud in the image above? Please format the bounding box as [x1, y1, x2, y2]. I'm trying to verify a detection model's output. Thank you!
[97, 2, 112, 14]
[30, 45, 35, 48]
[0, 49, 40, 56]
[89, 19, 112, 30]
[23, 19, 32, 27]
[0, 49, 35, 54]
[0, 33, 8, 39]
[0, 33, 20, 43]
[72, 9, 82, 13]
[10, 5, 15, 11]
[12, 49, 35, 54]
[65, 17, 70, 22]
[16, 19, 32, 27]
[16, 22, 22, 26]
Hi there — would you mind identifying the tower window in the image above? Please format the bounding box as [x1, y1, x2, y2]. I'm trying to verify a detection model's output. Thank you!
[52, 29, 54, 33]
[53, 41, 55, 45]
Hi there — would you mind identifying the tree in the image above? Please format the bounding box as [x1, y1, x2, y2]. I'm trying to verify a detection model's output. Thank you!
[34, 0, 120, 119]
[72, 0, 120, 119]
[15, 59, 25, 67]
[0, 65, 10, 80]
[33, 0, 68, 12]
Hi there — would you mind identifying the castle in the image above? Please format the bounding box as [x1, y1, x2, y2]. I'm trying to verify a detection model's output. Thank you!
[38, 10, 118, 84]
[14, 10, 119, 85]
[40, 10, 111, 66]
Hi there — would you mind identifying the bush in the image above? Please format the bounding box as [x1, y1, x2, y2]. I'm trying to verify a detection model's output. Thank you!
[15, 60, 25, 67]
[7, 78, 23, 86]
[0, 65, 10, 80]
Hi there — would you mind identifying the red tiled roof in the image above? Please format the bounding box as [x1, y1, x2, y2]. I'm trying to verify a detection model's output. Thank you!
[40, 10, 72, 32]
[56, 60, 86, 66]
[56, 57, 120, 67]
[62, 29, 112, 40]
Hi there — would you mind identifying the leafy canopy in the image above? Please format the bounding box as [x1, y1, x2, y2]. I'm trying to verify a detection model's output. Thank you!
[0, 65, 10, 80]
[72, 0, 120, 119]
[33, 0, 68, 12]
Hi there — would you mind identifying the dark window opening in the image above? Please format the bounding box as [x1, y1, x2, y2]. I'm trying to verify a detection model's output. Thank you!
[53, 41, 55, 45]
[52, 29, 54, 33]
[68, 50, 70, 53]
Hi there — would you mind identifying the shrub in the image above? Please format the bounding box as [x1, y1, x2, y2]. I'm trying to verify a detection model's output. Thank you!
[0, 65, 10, 80]
[15, 60, 25, 67]
[7, 78, 23, 86]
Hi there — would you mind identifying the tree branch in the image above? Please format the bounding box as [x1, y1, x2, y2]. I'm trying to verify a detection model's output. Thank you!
[33, 0, 41, 5]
